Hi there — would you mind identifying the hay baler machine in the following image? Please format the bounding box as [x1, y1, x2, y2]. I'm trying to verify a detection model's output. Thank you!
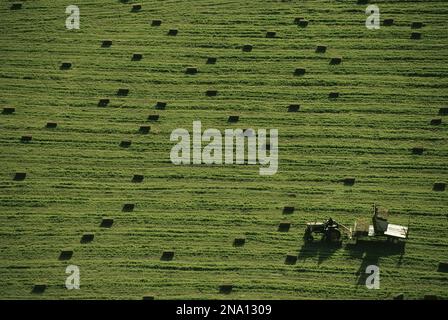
[304, 218, 352, 245]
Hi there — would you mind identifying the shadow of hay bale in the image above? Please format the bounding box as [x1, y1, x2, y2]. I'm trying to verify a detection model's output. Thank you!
[122, 203, 135, 212]
[439, 107, 448, 115]
[101, 40, 112, 48]
[100, 218, 114, 228]
[139, 126, 150, 134]
[60, 62, 72, 70]
[147, 114, 159, 121]
[266, 31, 276, 38]
[31, 284, 46, 294]
[298, 20, 309, 27]
[120, 140, 132, 148]
[329, 92, 339, 99]
[294, 68, 306, 76]
[242, 45, 253, 52]
[343, 177, 356, 186]
[285, 254, 297, 265]
[411, 32, 422, 40]
[288, 104, 300, 112]
[433, 182, 446, 191]
[233, 237, 246, 247]
[80, 233, 94, 243]
[283, 206, 295, 214]
[219, 284, 233, 294]
[411, 147, 424, 155]
[98, 99, 110, 107]
[132, 174, 144, 183]
[151, 20, 162, 26]
[155, 101, 166, 110]
[383, 19, 394, 26]
[430, 118, 442, 125]
[14, 172, 26, 181]
[167, 29, 178, 36]
[206, 57, 217, 64]
[117, 88, 129, 96]
[206, 90, 218, 97]
[330, 57, 342, 65]
[20, 135, 32, 142]
[59, 249, 73, 261]
[278, 222, 291, 232]
[11, 2, 23, 10]
[131, 4, 142, 12]
[185, 67, 198, 75]
[315, 45, 327, 53]
[161, 251, 174, 261]
[2, 107, 15, 114]
[228, 115, 239, 123]
[132, 53, 143, 61]
[411, 22, 423, 29]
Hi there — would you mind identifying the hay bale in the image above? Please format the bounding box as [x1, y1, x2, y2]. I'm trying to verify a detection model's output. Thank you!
[206, 57, 217, 64]
[117, 88, 129, 96]
[330, 57, 342, 65]
[298, 20, 309, 27]
[32, 284, 46, 294]
[411, 147, 424, 155]
[233, 237, 246, 247]
[285, 254, 297, 265]
[411, 22, 423, 29]
[131, 4, 142, 12]
[139, 125, 150, 134]
[433, 182, 446, 192]
[98, 99, 110, 107]
[167, 29, 178, 36]
[81, 233, 94, 243]
[411, 32, 421, 40]
[430, 118, 442, 125]
[294, 68, 306, 76]
[266, 31, 276, 38]
[439, 107, 448, 115]
[185, 67, 198, 75]
[242, 45, 253, 52]
[294, 17, 304, 24]
[120, 140, 132, 148]
[46, 122, 57, 128]
[151, 20, 162, 26]
[155, 101, 167, 110]
[142, 295, 154, 300]
[437, 262, 448, 272]
[278, 222, 291, 232]
[60, 62, 72, 70]
[343, 177, 356, 186]
[161, 251, 174, 261]
[147, 114, 159, 121]
[206, 90, 218, 96]
[383, 19, 394, 26]
[101, 40, 112, 47]
[132, 174, 144, 183]
[315, 45, 327, 53]
[122, 203, 135, 212]
[132, 53, 143, 61]
[228, 115, 239, 123]
[288, 104, 300, 112]
[14, 172, 26, 181]
[100, 218, 114, 228]
[59, 248, 73, 260]
[393, 293, 404, 300]
[329, 92, 339, 99]
[10, 2, 23, 10]
[283, 206, 295, 214]
[2, 107, 15, 114]
[423, 295, 438, 300]
[20, 135, 32, 142]
[219, 284, 233, 294]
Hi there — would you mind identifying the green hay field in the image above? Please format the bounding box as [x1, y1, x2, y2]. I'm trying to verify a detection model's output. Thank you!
[0, 0, 447, 299]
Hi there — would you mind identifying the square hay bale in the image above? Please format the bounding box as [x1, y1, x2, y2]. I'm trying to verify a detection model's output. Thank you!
[433, 182, 446, 192]
[439, 107, 448, 115]
[21, 135, 32, 142]
[411, 147, 424, 155]
[117, 88, 129, 96]
[14, 172, 26, 181]
[122, 203, 135, 212]
[411, 22, 423, 29]
[343, 177, 356, 186]
[283, 206, 295, 214]
[11, 2, 23, 10]
[100, 218, 114, 228]
[278, 222, 291, 232]
[298, 20, 309, 27]
[242, 45, 253, 52]
[161, 251, 174, 261]
[411, 32, 421, 40]
[437, 262, 448, 272]
[59, 249, 73, 261]
[155, 101, 167, 110]
[167, 29, 178, 36]
[206, 57, 217, 64]
[288, 104, 300, 112]
[2, 107, 15, 114]
[285, 254, 297, 265]
[185, 67, 198, 75]
[329, 92, 339, 99]
[60, 62, 72, 70]
[315, 45, 327, 53]
[266, 31, 276, 38]
[120, 140, 132, 148]
[430, 118, 442, 125]
[131, 4, 142, 12]
[46, 122, 57, 128]
[132, 53, 143, 61]
[32, 284, 46, 294]
[294, 68, 306, 76]
[139, 125, 150, 134]
[228, 115, 239, 123]
[219, 284, 233, 294]
[233, 237, 246, 247]
[393, 293, 404, 300]
[98, 98, 110, 107]
[101, 40, 112, 47]
[132, 174, 144, 183]
[142, 295, 155, 300]
[330, 57, 342, 65]
[383, 19, 394, 26]
[206, 90, 218, 97]
[151, 20, 162, 26]
[81, 233, 94, 243]
[294, 17, 304, 24]
[147, 114, 159, 121]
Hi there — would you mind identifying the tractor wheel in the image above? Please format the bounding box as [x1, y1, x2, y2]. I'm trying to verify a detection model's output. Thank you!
[326, 228, 341, 243]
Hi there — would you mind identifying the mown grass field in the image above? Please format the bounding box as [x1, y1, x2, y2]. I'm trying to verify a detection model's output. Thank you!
[0, 0, 447, 299]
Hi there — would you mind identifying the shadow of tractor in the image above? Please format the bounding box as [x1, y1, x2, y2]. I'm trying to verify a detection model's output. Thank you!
[297, 241, 341, 266]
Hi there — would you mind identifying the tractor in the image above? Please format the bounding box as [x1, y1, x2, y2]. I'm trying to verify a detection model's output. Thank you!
[303, 218, 351, 245]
